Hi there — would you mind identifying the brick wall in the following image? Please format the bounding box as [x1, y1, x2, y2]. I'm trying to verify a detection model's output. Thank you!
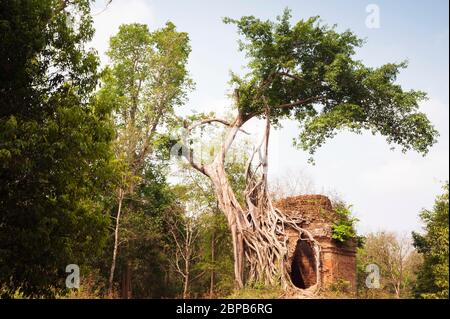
[276, 195, 357, 293]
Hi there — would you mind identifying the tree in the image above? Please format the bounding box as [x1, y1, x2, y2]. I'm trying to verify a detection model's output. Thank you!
[178, 165, 240, 298]
[169, 117, 251, 297]
[357, 232, 421, 298]
[197, 206, 235, 298]
[412, 183, 449, 299]
[180, 9, 438, 290]
[97, 22, 192, 296]
[0, 0, 116, 297]
[166, 206, 204, 299]
[81, 159, 184, 299]
[116, 162, 179, 298]
[270, 169, 316, 201]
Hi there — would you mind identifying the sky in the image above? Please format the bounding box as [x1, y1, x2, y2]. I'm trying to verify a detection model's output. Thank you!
[91, 0, 449, 234]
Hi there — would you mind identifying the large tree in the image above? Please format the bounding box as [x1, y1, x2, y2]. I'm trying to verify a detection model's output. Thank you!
[0, 0, 116, 297]
[181, 10, 438, 291]
[97, 22, 192, 296]
[412, 183, 449, 299]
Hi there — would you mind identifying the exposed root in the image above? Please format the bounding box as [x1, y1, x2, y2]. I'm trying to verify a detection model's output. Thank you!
[185, 106, 323, 294]
[241, 109, 322, 294]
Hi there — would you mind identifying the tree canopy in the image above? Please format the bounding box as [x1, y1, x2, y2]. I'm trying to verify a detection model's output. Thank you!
[0, 3, 445, 299]
[177, 9, 439, 290]
[224, 9, 437, 156]
[0, 0, 116, 297]
[100, 22, 192, 176]
[412, 183, 449, 299]
[95, 21, 193, 296]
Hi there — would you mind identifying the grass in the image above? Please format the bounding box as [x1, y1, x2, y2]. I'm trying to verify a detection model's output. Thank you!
[226, 285, 284, 299]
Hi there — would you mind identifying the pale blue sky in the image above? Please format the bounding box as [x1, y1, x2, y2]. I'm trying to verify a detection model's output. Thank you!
[91, 0, 449, 234]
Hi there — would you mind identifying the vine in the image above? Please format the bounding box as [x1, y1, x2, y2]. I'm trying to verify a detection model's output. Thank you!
[331, 204, 359, 243]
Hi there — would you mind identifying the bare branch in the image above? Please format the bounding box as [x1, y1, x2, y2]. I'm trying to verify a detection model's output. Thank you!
[192, 270, 207, 282]
[187, 118, 250, 135]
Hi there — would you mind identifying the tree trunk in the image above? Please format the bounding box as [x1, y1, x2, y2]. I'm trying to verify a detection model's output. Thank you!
[108, 188, 124, 298]
[183, 272, 189, 299]
[121, 266, 126, 299]
[121, 260, 132, 299]
[209, 224, 215, 298]
[207, 165, 245, 288]
[183, 221, 192, 299]
[186, 111, 321, 293]
[183, 241, 190, 299]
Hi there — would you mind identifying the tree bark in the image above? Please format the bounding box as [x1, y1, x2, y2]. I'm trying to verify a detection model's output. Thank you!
[209, 222, 215, 298]
[206, 165, 246, 288]
[108, 188, 124, 298]
[183, 222, 191, 299]
[121, 260, 132, 299]
[185, 104, 322, 293]
[183, 270, 189, 299]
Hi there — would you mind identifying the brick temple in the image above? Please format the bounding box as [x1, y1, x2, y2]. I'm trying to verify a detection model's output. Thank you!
[275, 195, 357, 293]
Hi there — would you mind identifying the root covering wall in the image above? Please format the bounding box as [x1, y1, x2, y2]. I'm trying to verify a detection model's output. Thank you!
[276, 195, 357, 293]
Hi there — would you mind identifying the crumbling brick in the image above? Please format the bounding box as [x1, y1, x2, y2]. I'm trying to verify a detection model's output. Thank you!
[275, 195, 357, 293]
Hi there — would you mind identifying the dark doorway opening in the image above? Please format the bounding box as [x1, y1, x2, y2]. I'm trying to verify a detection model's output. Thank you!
[290, 238, 317, 289]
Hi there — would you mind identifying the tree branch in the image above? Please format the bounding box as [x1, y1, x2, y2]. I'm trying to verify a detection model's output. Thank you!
[277, 71, 304, 81]
[187, 118, 250, 135]
[272, 95, 322, 110]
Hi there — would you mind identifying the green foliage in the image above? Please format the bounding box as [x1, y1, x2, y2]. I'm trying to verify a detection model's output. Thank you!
[329, 279, 352, 294]
[0, 4, 441, 299]
[176, 169, 235, 298]
[100, 22, 193, 170]
[167, 129, 251, 297]
[357, 232, 422, 298]
[92, 21, 193, 298]
[224, 8, 437, 158]
[84, 162, 181, 298]
[0, 0, 117, 298]
[193, 210, 234, 297]
[331, 204, 358, 243]
[120, 165, 180, 298]
[412, 183, 449, 299]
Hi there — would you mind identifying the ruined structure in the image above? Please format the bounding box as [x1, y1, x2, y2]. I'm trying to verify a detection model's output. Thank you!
[275, 195, 357, 293]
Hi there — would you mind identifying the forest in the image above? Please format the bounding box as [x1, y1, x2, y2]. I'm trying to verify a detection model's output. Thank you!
[0, 0, 448, 299]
